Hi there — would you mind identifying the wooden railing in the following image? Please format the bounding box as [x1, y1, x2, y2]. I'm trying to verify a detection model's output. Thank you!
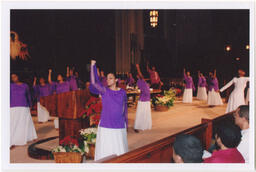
[102, 112, 234, 163]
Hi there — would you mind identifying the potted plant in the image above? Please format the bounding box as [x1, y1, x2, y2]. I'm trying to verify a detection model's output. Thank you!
[79, 127, 97, 159]
[52, 136, 89, 163]
[152, 88, 176, 111]
[80, 96, 102, 127]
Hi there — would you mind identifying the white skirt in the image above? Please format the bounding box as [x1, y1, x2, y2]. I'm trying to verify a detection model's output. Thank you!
[196, 87, 208, 100]
[134, 101, 152, 130]
[226, 90, 246, 113]
[207, 90, 223, 106]
[10, 107, 38, 146]
[183, 88, 193, 103]
[37, 102, 50, 122]
[94, 125, 128, 161]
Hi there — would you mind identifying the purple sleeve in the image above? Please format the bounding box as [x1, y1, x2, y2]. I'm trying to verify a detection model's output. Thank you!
[25, 84, 32, 107]
[184, 71, 187, 80]
[123, 91, 128, 127]
[89, 64, 106, 95]
[33, 85, 40, 101]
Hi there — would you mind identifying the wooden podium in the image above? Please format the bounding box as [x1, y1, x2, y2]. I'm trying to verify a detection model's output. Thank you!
[40, 89, 91, 142]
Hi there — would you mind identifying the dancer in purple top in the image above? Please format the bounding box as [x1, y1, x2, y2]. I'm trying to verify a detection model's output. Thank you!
[48, 69, 70, 94]
[10, 73, 37, 148]
[33, 72, 54, 123]
[207, 69, 223, 106]
[66, 66, 78, 91]
[48, 69, 71, 129]
[90, 60, 128, 161]
[134, 64, 152, 133]
[183, 68, 195, 103]
[196, 71, 208, 101]
[147, 62, 163, 89]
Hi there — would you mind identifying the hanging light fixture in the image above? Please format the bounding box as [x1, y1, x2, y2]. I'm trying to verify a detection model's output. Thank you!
[150, 10, 158, 28]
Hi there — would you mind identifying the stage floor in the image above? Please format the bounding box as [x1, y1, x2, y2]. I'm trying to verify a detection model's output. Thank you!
[10, 97, 227, 163]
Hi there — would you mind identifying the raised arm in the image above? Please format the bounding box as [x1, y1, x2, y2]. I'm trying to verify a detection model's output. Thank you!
[48, 69, 52, 84]
[183, 68, 187, 79]
[89, 60, 106, 95]
[214, 69, 216, 78]
[33, 77, 37, 86]
[146, 62, 151, 73]
[136, 64, 144, 79]
[220, 78, 234, 92]
[66, 66, 70, 78]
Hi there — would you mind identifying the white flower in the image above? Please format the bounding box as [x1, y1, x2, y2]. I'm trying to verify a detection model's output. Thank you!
[92, 138, 96, 143]
[52, 145, 66, 153]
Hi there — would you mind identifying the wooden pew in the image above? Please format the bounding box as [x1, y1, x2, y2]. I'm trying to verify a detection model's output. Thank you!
[103, 122, 210, 163]
[103, 112, 234, 163]
[202, 111, 234, 144]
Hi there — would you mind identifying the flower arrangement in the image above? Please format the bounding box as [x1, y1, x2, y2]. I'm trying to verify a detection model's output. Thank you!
[79, 128, 97, 159]
[80, 96, 102, 126]
[152, 88, 176, 108]
[52, 136, 89, 155]
[79, 128, 97, 144]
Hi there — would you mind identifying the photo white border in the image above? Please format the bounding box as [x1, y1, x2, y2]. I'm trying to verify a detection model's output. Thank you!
[1, 1, 255, 171]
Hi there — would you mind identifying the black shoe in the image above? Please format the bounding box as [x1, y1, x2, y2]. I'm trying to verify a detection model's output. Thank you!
[134, 129, 139, 133]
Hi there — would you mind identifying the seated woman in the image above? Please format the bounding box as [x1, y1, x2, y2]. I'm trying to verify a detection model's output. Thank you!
[204, 123, 245, 163]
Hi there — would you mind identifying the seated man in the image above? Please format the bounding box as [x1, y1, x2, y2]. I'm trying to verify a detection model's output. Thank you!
[234, 105, 249, 163]
[173, 134, 203, 163]
[204, 124, 245, 163]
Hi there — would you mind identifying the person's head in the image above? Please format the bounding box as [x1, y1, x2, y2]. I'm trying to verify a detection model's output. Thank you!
[238, 69, 245, 77]
[39, 77, 46, 85]
[234, 105, 249, 129]
[215, 123, 242, 149]
[75, 71, 79, 77]
[57, 74, 64, 83]
[186, 71, 190, 76]
[152, 66, 156, 71]
[173, 134, 203, 163]
[11, 73, 19, 83]
[107, 73, 118, 87]
[209, 72, 213, 77]
[100, 70, 105, 77]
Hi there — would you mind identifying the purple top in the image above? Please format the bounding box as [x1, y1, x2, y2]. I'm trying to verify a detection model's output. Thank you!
[67, 76, 78, 91]
[137, 79, 150, 102]
[184, 72, 195, 91]
[198, 76, 207, 87]
[208, 77, 219, 91]
[52, 81, 70, 94]
[33, 84, 54, 101]
[126, 75, 135, 86]
[10, 83, 31, 107]
[90, 64, 128, 129]
[204, 148, 245, 163]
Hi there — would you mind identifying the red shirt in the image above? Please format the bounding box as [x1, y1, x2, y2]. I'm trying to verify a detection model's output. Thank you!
[204, 148, 245, 163]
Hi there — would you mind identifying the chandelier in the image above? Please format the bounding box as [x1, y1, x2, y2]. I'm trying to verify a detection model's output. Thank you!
[150, 10, 158, 28]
